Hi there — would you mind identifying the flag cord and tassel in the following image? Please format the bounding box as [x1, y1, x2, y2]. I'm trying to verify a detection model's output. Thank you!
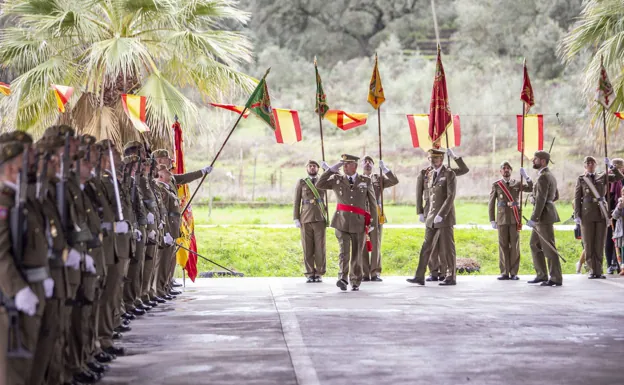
[181, 68, 270, 217]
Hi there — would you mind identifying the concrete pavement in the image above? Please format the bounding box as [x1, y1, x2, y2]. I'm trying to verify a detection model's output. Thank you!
[101, 275, 624, 385]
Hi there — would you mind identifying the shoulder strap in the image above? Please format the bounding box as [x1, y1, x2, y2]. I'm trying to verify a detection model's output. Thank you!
[582, 175, 610, 221]
[303, 177, 328, 226]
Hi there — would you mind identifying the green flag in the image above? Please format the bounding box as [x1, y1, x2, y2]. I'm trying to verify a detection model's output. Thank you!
[314, 57, 329, 118]
[245, 76, 275, 130]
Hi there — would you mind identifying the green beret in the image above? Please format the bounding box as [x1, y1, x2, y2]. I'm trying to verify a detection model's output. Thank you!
[500, 161, 513, 169]
[341, 153, 359, 163]
[533, 151, 550, 162]
[362, 155, 374, 164]
[0, 131, 33, 145]
[0, 141, 24, 165]
[152, 149, 170, 159]
[583, 156, 596, 164]
[306, 160, 320, 168]
[428, 148, 445, 158]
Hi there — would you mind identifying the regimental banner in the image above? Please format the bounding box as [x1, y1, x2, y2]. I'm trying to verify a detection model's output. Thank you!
[324, 110, 368, 131]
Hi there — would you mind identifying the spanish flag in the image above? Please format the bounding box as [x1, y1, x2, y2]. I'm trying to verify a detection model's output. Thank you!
[273, 108, 302, 144]
[0, 82, 10, 96]
[209, 103, 250, 118]
[615, 112, 624, 120]
[173, 119, 198, 281]
[121, 94, 150, 132]
[367, 53, 385, 109]
[324, 110, 368, 131]
[406, 114, 461, 149]
[51, 84, 74, 113]
[517, 114, 543, 158]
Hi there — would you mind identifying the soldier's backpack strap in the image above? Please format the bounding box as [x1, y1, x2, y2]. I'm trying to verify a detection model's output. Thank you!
[303, 178, 329, 226]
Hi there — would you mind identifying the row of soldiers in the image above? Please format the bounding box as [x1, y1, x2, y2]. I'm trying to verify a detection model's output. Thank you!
[0, 125, 210, 385]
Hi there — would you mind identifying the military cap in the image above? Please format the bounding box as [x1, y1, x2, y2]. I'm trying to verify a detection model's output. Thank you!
[123, 140, 143, 155]
[0, 131, 33, 145]
[500, 161, 513, 170]
[39, 125, 75, 148]
[583, 156, 596, 164]
[533, 150, 550, 162]
[80, 134, 97, 146]
[306, 160, 320, 168]
[0, 141, 24, 165]
[152, 149, 170, 159]
[341, 154, 359, 163]
[122, 155, 139, 165]
[156, 164, 171, 174]
[96, 139, 115, 151]
[362, 155, 375, 164]
[428, 148, 446, 158]
[612, 158, 624, 168]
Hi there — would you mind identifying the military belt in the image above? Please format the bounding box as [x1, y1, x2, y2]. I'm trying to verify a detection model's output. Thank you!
[168, 212, 181, 217]
[583, 196, 605, 203]
[497, 202, 519, 207]
[100, 222, 113, 231]
[303, 199, 321, 205]
[24, 267, 49, 283]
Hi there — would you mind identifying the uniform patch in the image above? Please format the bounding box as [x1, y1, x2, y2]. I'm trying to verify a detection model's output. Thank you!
[0, 206, 7, 220]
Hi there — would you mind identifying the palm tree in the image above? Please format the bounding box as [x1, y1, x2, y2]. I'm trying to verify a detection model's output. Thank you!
[0, 0, 255, 149]
[559, 0, 624, 136]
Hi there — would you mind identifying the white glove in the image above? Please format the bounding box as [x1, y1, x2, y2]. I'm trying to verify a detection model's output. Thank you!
[519, 167, 530, 181]
[491, 221, 497, 229]
[419, 214, 425, 223]
[329, 160, 343, 172]
[114, 221, 129, 234]
[379, 160, 390, 174]
[164, 232, 174, 246]
[526, 220, 536, 228]
[65, 248, 81, 270]
[134, 229, 142, 242]
[202, 166, 213, 175]
[147, 212, 155, 224]
[368, 225, 375, 233]
[148, 230, 157, 240]
[85, 254, 96, 274]
[159, 221, 164, 230]
[43, 278, 54, 298]
[574, 217, 581, 225]
[605, 157, 611, 167]
[321, 161, 329, 171]
[294, 219, 301, 228]
[14, 287, 39, 316]
[434, 215, 443, 224]
[447, 148, 457, 159]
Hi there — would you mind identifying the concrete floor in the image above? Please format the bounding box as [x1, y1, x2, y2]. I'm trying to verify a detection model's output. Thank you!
[101, 275, 624, 385]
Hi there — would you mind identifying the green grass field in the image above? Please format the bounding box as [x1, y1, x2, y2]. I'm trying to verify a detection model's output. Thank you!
[187, 201, 582, 277]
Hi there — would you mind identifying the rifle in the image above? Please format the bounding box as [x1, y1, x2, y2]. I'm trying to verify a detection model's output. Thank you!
[58, 132, 70, 229]
[6, 143, 33, 358]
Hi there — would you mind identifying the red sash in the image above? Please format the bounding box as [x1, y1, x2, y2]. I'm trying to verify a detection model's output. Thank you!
[336, 203, 373, 252]
[496, 180, 522, 231]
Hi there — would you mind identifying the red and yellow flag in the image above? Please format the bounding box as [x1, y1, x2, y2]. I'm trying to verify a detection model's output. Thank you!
[209, 103, 251, 118]
[121, 94, 150, 132]
[407, 114, 461, 149]
[273, 108, 302, 144]
[367, 54, 385, 109]
[520, 59, 535, 114]
[324, 110, 368, 131]
[517, 114, 543, 158]
[173, 119, 198, 282]
[596, 56, 614, 109]
[0, 82, 11, 96]
[429, 46, 452, 148]
[51, 84, 74, 113]
[615, 112, 624, 120]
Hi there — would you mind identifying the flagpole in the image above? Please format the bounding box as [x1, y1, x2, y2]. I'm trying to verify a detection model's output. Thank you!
[377, 106, 384, 217]
[603, 106, 611, 211]
[315, 58, 329, 221]
[181, 68, 270, 217]
[519, 103, 526, 227]
[444, 126, 451, 167]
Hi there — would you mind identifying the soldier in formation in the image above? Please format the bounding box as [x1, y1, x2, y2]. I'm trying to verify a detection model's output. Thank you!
[0, 125, 212, 385]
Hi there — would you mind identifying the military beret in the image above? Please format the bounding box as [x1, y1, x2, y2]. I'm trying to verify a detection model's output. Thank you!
[122, 155, 139, 165]
[0, 131, 33, 145]
[428, 148, 445, 158]
[533, 150, 550, 162]
[500, 161, 513, 169]
[152, 149, 170, 159]
[612, 158, 624, 168]
[341, 153, 359, 163]
[123, 140, 142, 154]
[0, 141, 24, 165]
[362, 155, 374, 164]
[583, 156, 596, 164]
[306, 160, 320, 168]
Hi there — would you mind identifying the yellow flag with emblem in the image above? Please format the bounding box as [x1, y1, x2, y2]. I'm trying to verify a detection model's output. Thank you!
[367, 54, 385, 109]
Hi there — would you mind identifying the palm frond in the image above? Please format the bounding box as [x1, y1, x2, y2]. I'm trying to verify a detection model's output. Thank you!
[176, 0, 251, 28]
[163, 29, 252, 67]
